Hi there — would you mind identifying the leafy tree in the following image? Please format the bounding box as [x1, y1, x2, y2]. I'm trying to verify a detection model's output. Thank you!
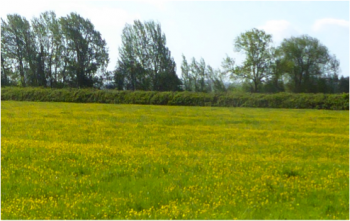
[181, 56, 208, 92]
[260, 49, 288, 93]
[60, 13, 109, 88]
[115, 59, 149, 90]
[180, 54, 192, 91]
[278, 35, 332, 93]
[181, 55, 227, 92]
[1, 14, 35, 86]
[230, 28, 274, 92]
[191, 57, 208, 92]
[116, 20, 181, 91]
[32, 11, 63, 87]
[207, 65, 227, 92]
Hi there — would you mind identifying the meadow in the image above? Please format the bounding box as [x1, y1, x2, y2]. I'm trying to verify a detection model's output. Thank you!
[1, 101, 349, 219]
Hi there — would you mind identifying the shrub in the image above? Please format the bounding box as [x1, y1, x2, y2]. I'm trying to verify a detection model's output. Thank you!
[1, 87, 348, 110]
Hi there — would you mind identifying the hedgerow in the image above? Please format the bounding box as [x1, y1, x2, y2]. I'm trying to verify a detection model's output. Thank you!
[1, 87, 348, 110]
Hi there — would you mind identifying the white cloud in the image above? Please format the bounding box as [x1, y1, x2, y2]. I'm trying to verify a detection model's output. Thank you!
[138, 0, 169, 10]
[313, 18, 349, 31]
[258, 20, 300, 43]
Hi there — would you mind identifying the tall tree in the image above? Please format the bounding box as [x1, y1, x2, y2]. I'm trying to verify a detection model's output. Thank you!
[32, 11, 63, 87]
[116, 20, 181, 91]
[191, 58, 208, 92]
[180, 54, 192, 91]
[60, 13, 109, 88]
[1, 14, 35, 86]
[260, 48, 289, 93]
[180, 56, 206, 92]
[229, 28, 274, 92]
[181, 55, 226, 92]
[278, 35, 331, 93]
[207, 65, 227, 92]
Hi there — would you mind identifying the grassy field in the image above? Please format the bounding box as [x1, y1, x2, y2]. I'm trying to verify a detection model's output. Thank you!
[1, 101, 349, 219]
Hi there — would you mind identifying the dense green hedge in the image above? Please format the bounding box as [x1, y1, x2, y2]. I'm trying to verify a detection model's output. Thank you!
[1, 87, 349, 110]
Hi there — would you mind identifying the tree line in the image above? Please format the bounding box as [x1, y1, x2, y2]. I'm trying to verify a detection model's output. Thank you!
[1, 12, 108, 88]
[181, 29, 348, 93]
[1, 11, 348, 93]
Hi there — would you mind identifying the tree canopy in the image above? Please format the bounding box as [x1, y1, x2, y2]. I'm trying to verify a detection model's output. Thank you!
[60, 13, 109, 88]
[115, 20, 181, 91]
[1, 12, 108, 88]
[1, 11, 347, 94]
[181, 55, 227, 92]
[278, 35, 337, 93]
[225, 28, 274, 92]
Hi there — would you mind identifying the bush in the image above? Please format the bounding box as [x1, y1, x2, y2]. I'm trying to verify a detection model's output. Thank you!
[1, 87, 348, 110]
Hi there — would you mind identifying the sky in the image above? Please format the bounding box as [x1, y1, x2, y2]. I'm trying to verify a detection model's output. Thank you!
[1, 0, 349, 77]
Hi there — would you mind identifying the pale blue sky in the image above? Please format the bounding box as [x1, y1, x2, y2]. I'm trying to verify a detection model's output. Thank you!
[1, 1, 349, 76]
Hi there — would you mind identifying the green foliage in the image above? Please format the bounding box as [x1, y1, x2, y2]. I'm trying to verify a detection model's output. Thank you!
[150, 92, 174, 105]
[2, 87, 348, 110]
[181, 55, 228, 93]
[278, 35, 337, 93]
[60, 13, 109, 88]
[231, 28, 274, 92]
[115, 20, 181, 91]
[338, 76, 349, 93]
[1, 14, 34, 87]
[2, 12, 346, 95]
[1, 12, 108, 88]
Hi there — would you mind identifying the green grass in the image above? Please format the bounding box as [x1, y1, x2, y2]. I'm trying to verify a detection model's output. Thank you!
[1, 101, 349, 219]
